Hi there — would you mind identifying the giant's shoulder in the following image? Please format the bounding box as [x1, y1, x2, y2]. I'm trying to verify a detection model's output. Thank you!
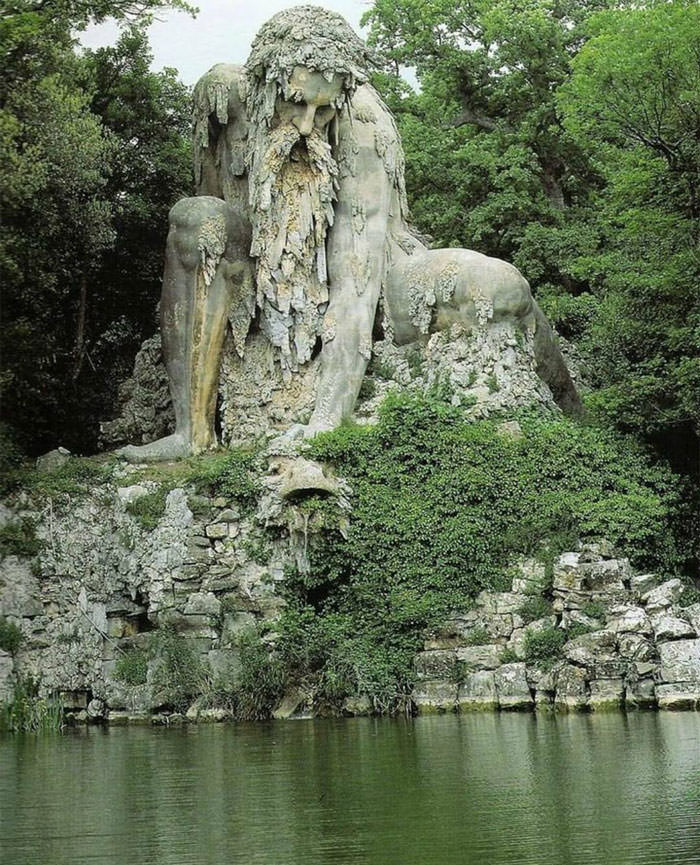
[347, 83, 397, 131]
[193, 63, 247, 126]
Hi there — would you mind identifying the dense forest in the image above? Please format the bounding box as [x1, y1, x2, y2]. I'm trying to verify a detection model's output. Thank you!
[1, 0, 698, 481]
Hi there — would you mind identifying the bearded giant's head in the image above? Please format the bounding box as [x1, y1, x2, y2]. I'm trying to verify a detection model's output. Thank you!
[241, 7, 376, 379]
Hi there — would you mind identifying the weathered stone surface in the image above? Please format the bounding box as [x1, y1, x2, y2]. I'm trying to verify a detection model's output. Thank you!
[457, 671, 497, 711]
[205, 523, 228, 540]
[456, 644, 502, 670]
[630, 573, 657, 598]
[588, 678, 624, 711]
[183, 592, 221, 618]
[495, 662, 532, 710]
[617, 633, 657, 662]
[554, 664, 588, 710]
[343, 695, 372, 716]
[607, 605, 652, 635]
[36, 447, 71, 473]
[412, 680, 457, 713]
[116, 485, 150, 505]
[414, 650, 457, 680]
[508, 616, 558, 660]
[563, 630, 617, 667]
[658, 639, 700, 683]
[0, 650, 14, 703]
[656, 683, 699, 710]
[580, 559, 631, 594]
[684, 603, 700, 633]
[625, 677, 656, 709]
[207, 648, 241, 684]
[651, 614, 696, 642]
[641, 579, 684, 613]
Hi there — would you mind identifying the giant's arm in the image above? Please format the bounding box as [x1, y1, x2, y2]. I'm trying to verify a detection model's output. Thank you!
[307, 108, 394, 432]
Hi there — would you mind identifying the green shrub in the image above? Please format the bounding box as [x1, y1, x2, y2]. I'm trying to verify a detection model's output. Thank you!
[566, 621, 593, 639]
[233, 629, 285, 720]
[188, 447, 259, 512]
[150, 630, 206, 713]
[518, 595, 552, 624]
[25, 457, 114, 500]
[0, 518, 41, 558]
[0, 617, 23, 654]
[114, 648, 148, 685]
[500, 647, 519, 664]
[464, 626, 490, 646]
[273, 391, 688, 708]
[358, 378, 377, 401]
[0, 424, 26, 496]
[678, 581, 700, 609]
[581, 600, 607, 620]
[523, 627, 566, 670]
[126, 488, 167, 529]
[0, 677, 62, 734]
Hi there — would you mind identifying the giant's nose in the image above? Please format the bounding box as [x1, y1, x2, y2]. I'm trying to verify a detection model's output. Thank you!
[294, 104, 317, 136]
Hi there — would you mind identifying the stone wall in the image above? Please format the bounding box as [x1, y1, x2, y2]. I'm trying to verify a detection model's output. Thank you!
[413, 546, 700, 713]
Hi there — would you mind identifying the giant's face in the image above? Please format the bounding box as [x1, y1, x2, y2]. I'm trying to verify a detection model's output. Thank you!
[274, 65, 345, 136]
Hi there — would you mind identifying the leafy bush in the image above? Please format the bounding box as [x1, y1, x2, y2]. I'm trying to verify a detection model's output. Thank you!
[233, 629, 285, 720]
[0, 677, 62, 734]
[114, 648, 148, 685]
[125, 488, 167, 530]
[518, 595, 552, 624]
[0, 617, 23, 654]
[566, 622, 593, 640]
[25, 457, 114, 500]
[269, 392, 688, 710]
[187, 447, 260, 512]
[150, 629, 206, 713]
[500, 648, 520, 665]
[0, 518, 41, 558]
[464, 626, 490, 646]
[581, 600, 607, 620]
[0, 424, 26, 496]
[523, 627, 566, 670]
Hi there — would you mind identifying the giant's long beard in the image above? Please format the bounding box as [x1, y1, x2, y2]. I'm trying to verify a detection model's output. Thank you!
[247, 123, 338, 380]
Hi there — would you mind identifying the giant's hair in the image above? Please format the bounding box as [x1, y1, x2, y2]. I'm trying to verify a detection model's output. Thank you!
[243, 5, 376, 128]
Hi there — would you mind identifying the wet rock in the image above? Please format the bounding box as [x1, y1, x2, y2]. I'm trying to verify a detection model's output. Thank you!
[495, 662, 532, 710]
[625, 677, 656, 709]
[412, 680, 457, 713]
[457, 671, 497, 711]
[272, 689, 313, 719]
[343, 695, 373, 716]
[656, 683, 699, 710]
[588, 678, 624, 711]
[554, 664, 588, 710]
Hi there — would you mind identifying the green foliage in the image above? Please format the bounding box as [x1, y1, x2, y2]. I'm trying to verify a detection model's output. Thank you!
[23, 457, 114, 500]
[0, 677, 62, 734]
[464, 626, 490, 646]
[566, 621, 593, 640]
[125, 488, 167, 529]
[113, 647, 148, 685]
[271, 392, 688, 709]
[186, 448, 260, 512]
[523, 627, 566, 671]
[358, 378, 377, 402]
[233, 629, 285, 721]
[581, 600, 606, 620]
[678, 582, 700, 610]
[0, 424, 26, 495]
[499, 648, 519, 665]
[518, 595, 552, 624]
[0, 618, 23, 655]
[0, 518, 41, 558]
[150, 629, 206, 713]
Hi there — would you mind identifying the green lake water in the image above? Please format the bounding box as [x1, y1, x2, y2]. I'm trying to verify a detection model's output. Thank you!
[1, 712, 699, 865]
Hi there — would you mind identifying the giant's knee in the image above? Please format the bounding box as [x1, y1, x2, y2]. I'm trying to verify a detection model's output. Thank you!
[490, 266, 533, 322]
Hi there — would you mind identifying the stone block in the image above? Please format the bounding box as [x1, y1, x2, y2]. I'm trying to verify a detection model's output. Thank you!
[183, 592, 221, 618]
[651, 614, 696, 642]
[457, 671, 497, 711]
[684, 603, 700, 633]
[630, 573, 657, 598]
[412, 680, 458, 713]
[588, 678, 624, 711]
[641, 579, 683, 613]
[207, 648, 241, 684]
[618, 633, 657, 662]
[554, 664, 588, 711]
[220, 611, 257, 646]
[0, 651, 14, 703]
[414, 650, 456, 680]
[564, 630, 617, 668]
[495, 662, 533, 710]
[456, 644, 502, 670]
[580, 558, 631, 593]
[218, 508, 240, 523]
[625, 678, 656, 709]
[656, 683, 699, 710]
[205, 523, 228, 540]
[607, 605, 652, 635]
[36, 447, 70, 472]
[657, 639, 700, 683]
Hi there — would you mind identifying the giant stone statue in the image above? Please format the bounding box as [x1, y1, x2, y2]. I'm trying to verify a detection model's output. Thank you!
[117, 5, 580, 462]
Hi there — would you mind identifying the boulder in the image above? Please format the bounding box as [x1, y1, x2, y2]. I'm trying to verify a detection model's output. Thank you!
[456, 644, 502, 670]
[183, 592, 221, 618]
[641, 579, 683, 613]
[563, 630, 617, 668]
[554, 664, 588, 710]
[651, 614, 696, 643]
[630, 573, 657, 598]
[414, 650, 457, 680]
[511, 557, 547, 594]
[36, 446, 71, 472]
[412, 680, 457, 713]
[457, 671, 498, 711]
[495, 662, 532, 710]
[607, 605, 652, 635]
[683, 603, 700, 633]
[580, 558, 631, 594]
[657, 639, 700, 683]
[343, 695, 372, 716]
[656, 683, 699, 711]
[625, 677, 656, 709]
[272, 689, 313, 719]
[588, 678, 624, 711]
[617, 633, 657, 662]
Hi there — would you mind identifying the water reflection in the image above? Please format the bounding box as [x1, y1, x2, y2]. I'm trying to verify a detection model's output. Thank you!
[0, 713, 698, 864]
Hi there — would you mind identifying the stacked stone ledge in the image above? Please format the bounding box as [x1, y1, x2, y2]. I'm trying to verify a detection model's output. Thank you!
[413, 547, 700, 714]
